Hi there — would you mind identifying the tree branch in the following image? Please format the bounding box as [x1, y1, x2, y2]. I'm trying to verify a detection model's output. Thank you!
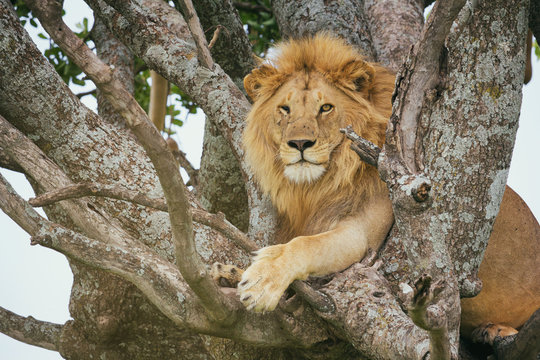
[28, 182, 259, 253]
[340, 125, 381, 168]
[387, 0, 467, 173]
[166, 138, 200, 188]
[0, 306, 63, 351]
[88, 0, 276, 246]
[176, 0, 214, 69]
[0, 172, 324, 346]
[28, 182, 335, 312]
[364, 0, 424, 71]
[25, 0, 234, 323]
[400, 275, 450, 360]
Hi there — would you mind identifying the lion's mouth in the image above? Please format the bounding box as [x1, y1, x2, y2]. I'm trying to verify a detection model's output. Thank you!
[283, 162, 326, 183]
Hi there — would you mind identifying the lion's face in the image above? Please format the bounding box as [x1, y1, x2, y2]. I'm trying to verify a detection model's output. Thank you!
[242, 35, 394, 223]
[269, 73, 347, 183]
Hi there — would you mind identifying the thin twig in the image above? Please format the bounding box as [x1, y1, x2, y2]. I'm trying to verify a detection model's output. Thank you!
[208, 25, 224, 50]
[166, 138, 199, 188]
[76, 88, 96, 98]
[0, 306, 63, 351]
[177, 0, 214, 69]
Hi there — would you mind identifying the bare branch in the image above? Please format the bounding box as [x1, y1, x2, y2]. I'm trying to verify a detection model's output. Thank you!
[75, 88, 96, 98]
[25, 0, 234, 322]
[176, 0, 214, 69]
[0, 172, 323, 345]
[0, 306, 63, 351]
[207, 25, 224, 50]
[28, 182, 259, 253]
[28, 181, 335, 311]
[166, 138, 199, 188]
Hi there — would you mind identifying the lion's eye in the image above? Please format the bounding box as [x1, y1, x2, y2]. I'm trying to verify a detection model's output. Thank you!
[279, 105, 290, 114]
[320, 104, 333, 113]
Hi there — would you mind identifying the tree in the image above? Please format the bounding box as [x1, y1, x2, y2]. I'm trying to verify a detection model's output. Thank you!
[0, 0, 538, 359]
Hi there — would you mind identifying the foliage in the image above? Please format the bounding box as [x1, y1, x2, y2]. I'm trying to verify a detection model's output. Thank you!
[235, 0, 280, 56]
[11, 0, 278, 137]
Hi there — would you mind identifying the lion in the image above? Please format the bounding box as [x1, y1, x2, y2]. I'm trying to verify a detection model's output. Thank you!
[226, 34, 539, 342]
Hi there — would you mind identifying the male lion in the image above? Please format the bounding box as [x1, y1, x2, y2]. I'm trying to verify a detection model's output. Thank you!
[232, 34, 540, 341]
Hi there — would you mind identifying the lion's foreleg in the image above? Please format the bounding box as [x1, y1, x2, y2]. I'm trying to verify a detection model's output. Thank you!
[238, 196, 393, 312]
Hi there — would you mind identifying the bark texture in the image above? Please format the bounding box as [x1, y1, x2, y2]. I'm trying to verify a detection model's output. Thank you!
[0, 0, 534, 359]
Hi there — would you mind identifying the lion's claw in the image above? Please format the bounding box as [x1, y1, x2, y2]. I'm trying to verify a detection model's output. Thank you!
[237, 244, 296, 312]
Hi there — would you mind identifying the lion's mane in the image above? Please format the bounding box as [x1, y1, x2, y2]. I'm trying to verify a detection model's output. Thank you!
[243, 34, 396, 241]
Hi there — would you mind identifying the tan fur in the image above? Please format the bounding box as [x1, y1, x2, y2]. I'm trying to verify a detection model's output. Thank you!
[238, 34, 395, 311]
[237, 33, 540, 337]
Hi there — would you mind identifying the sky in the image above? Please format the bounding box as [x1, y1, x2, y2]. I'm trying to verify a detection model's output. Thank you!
[0, 2, 539, 359]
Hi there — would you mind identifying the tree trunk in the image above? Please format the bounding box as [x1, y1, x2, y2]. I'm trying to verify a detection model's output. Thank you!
[0, 0, 533, 359]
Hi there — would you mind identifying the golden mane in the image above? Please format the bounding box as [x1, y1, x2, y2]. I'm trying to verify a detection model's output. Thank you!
[243, 34, 396, 242]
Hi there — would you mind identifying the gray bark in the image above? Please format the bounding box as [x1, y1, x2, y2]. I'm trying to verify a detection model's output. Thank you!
[273, 0, 376, 61]
[0, 0, 531, 358]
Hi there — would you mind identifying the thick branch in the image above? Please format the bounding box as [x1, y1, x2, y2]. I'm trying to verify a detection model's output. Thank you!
[388, 0, 466, 173]
[0, 306, 63, 351]
[192, 0, 256, 84]
[25, 0, 233, 322]
[364, 0, 424, 71]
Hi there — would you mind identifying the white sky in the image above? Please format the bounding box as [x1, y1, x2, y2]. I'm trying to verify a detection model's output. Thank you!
[0, 1, 538, 359]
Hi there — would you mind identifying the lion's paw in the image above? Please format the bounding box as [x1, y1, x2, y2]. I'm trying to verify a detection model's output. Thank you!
[471, 323, 518, 345]
[210, 262, 243, 288]
[237, 244, 296, 312]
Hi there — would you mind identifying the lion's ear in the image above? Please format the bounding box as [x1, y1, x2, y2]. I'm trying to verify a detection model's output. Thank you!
[339, 59, 375, 93]
[244, 64, 279, 102]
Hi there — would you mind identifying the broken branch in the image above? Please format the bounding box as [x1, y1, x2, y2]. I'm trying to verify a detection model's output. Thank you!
[340, 125, 381, 168]
[400, 275, 450, 360]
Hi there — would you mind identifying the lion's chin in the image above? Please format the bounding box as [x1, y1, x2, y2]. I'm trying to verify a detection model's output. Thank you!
[283, 162, 326, 184]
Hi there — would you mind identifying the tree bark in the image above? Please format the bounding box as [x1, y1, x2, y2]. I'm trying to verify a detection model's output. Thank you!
[0, 0, 533, 358]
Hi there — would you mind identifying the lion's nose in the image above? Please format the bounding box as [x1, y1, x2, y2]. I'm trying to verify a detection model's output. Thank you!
[287, 139, 316, 152]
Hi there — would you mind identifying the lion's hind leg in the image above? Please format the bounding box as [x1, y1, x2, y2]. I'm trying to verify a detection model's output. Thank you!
[211, 262, 244, 288]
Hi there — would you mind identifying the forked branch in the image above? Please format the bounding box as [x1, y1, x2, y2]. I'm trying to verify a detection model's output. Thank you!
[29, 182, 335, 312]
[24, 0, 233, 323]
